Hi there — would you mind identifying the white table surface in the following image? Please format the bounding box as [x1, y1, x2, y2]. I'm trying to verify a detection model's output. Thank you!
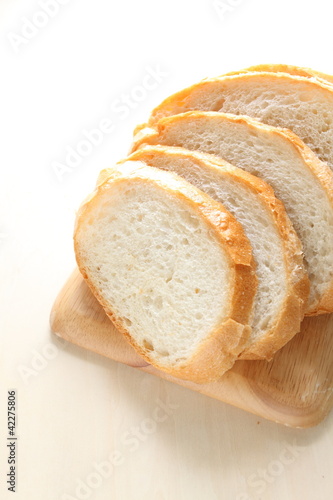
[1, 1, 333, 499]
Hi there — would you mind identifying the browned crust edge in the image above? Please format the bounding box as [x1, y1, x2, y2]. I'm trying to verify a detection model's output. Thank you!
[224, 64, 333, 87]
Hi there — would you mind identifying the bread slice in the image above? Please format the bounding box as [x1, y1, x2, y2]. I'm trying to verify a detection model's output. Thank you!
[132, 111, 333, 315]
[124, 146, 309, 360]
[144, 72, 333, 171]
[74, 161, 257, 383]
[225, 64, 333, 86]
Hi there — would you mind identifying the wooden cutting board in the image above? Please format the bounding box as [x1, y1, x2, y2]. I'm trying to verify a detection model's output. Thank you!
[50, 268, 333, 428]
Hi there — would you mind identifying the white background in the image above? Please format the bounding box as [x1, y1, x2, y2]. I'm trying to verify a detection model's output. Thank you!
[1, 0, 333, 499]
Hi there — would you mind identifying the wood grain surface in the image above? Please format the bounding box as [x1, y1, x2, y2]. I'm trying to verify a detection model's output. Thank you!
[50, 268, 333, 428]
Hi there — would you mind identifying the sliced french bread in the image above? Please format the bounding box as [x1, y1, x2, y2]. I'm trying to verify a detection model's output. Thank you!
[132, 111, 333, 315]
[144, 72, 333, 171]
[123, 146, 309, 360]
[74, 161, 257, 383]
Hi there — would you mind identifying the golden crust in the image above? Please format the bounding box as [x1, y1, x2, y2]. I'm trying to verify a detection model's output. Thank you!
[130, 126, 160, 153]
[126, 144, 310, 360]
[225, 64, 333, 86]
[74, 163, 257, 383]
